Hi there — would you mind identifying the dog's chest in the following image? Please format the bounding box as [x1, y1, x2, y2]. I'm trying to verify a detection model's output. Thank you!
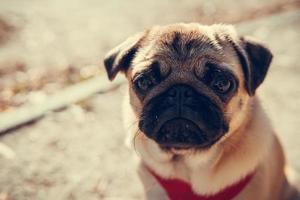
[142, 163, 254, 200]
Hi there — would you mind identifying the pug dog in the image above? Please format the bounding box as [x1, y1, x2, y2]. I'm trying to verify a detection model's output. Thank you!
[103, 23, 299, 200]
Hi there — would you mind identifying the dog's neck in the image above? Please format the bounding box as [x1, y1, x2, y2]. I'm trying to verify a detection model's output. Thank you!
[131, 97, 274, 195]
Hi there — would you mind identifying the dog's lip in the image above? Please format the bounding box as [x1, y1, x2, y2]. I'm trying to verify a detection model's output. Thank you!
[158, 141, 212, 149]
[154, 118, 215, 149]
[159, 143, 196, 149]
[157, 133, 224, 150]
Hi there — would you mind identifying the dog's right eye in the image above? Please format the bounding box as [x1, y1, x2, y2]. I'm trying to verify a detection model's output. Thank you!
[211, 75, 232, 94]
[133, 74, 154, 92]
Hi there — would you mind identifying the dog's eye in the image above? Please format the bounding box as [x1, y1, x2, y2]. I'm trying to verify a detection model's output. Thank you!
[211, 75, 232, 94]
[134, 75, 154, 91]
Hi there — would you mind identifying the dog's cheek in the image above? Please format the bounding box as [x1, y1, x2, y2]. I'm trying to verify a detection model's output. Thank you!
[129, 87, 144, 117]
[224, 91, 250, 135]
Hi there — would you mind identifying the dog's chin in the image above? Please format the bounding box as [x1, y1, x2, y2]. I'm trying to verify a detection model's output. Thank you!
[157, 140, 216, 155]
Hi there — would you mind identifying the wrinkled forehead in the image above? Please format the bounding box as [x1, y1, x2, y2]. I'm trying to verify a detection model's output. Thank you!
[133, 24, 243, 79]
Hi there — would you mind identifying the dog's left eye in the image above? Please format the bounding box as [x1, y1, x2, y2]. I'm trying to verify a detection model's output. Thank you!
[211, 75, 232, 94]
[134, 74, 154, 92]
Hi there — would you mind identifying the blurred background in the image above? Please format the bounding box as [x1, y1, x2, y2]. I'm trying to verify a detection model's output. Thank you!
[0, 0, 299, 199]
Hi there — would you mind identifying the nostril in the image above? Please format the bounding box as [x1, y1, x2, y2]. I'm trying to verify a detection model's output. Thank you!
[184, 89, 193, 98]
[168, 88, 177, 98]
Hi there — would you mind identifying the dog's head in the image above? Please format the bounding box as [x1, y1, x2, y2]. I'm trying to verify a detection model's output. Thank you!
[104, 24, 272, 151]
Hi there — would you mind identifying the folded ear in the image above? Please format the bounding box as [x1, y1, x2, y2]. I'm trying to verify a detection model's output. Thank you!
[103, 32, 146, 81]
[235, 36, 273, 96]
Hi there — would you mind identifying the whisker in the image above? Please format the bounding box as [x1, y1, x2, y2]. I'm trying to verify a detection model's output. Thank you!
[133, 128, 143, 154]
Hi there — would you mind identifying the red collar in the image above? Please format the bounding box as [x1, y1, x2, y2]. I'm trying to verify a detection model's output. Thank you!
[146, 166, 255, 200]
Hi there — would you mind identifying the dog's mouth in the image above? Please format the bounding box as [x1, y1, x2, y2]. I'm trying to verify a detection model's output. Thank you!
[139, 84, 229, 150]
[154, 118, 215, 149]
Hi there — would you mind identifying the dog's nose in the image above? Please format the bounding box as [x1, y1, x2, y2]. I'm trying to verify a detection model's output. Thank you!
[166, 85, 195, 107]
[140, 84, 227, 149]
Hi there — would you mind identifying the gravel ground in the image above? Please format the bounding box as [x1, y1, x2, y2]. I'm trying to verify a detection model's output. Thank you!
[0, 88, 143, 200]
[0, 2, 299, 200]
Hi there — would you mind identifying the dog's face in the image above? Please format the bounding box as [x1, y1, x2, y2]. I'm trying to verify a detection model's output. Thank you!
[104, 24, 272, 152]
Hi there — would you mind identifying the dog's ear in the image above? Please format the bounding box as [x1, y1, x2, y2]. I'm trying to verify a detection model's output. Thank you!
[103, 32, 146, 81]
[235, 36, 273, 96]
